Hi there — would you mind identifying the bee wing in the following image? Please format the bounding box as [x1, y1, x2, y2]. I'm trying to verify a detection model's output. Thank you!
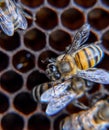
[66, 23, 90, 53]
[40, 87, 54, 103]
[46, 91, 77, 116]
[76, 68, 109, 84]
[9, 0, 28, 30]
[0, 9, 14, 36]
[41, 80, 71, 103]
[15, 0, 33, 20]
[15, 8, 28, 30]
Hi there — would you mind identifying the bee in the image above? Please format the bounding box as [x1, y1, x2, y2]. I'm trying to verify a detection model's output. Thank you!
[46, 23, 109, 84]
[32, 77, 92, 116]
[60, 99, 109, 130]
[0, 0, 28, 36]
[32, 23, 109, 116]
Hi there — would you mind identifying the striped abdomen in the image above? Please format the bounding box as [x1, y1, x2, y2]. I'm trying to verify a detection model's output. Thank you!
[32, 82, 52, 102]
[74, 44, 104, 70]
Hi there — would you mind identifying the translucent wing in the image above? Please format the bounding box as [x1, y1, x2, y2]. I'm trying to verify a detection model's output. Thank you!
[0, 9, 14, 36]
[41, 80, 71, 103]
[16, 8, 28, 30]
[9, 0, 27, 30]
[76, 68, 109, 84]
[66, 23, 90, 54]
[14, 0, 33, 20]
[46, 90, 77, 116]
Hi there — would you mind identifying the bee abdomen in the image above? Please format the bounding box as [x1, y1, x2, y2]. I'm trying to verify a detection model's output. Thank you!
[32, 84, 43, 102]
[32, 83, 52, 102]
[74, 44, 104, 70]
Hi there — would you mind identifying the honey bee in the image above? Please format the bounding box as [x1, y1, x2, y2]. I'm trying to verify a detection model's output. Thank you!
[46, 23, 109, 84]
[32, 78, 92, 116]
[0, 0, 28, 36]
[60, 99, 109, 130]
[32, 23, 109, 116]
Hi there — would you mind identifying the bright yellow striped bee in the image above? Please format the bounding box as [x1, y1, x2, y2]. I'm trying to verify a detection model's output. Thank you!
[0, 0, 29, 36]
[46, 23, 109, 84]
[32, 23, 109, 116]
[60, 99, 109, 130]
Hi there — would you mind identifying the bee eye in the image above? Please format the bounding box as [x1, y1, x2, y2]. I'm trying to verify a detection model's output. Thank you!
[54, 73, 61, 80]
[49, 64, 57, 72]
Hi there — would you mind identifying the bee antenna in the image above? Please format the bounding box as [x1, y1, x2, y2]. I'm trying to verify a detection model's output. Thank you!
[41, 58, 49, 64]
[41, 58, 56, 64]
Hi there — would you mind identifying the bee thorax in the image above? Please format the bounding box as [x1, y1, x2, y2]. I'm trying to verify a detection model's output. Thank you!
[59, 62, 71, 73]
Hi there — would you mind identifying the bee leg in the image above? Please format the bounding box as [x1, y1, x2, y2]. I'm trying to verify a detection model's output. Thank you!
[73, 100, 89, 110]
[48, 58, 56, 63]
[70, 79, 77, 91]
[41, 58, 50, 64]
[52, 84, 56, 96]
[49, 82, 56, 96]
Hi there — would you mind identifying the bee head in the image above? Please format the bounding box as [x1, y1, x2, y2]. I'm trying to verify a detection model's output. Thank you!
[46, 63, 61, 81]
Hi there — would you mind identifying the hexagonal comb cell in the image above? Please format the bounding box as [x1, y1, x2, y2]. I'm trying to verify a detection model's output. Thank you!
[1, 112, 24, 130]
[61, 8, 85, 30]
[21, 0, 44, 7]
[74, 0, 97, 8]
[28, 113, 50, 130]
[0, 51, 9, 72]
[49, 29, 72, 51]
[0, 92, 9, 113]
[12, 50, 35, 73]
[88, 8, 109, 30]
[36, 7, 58, 30]
[101, 0, 109, 6]
[13, 92, 37, 115]
[0, 70, 23, 93]
[0, 32, 20, 51]
[24, 28, 46, 51]
[27, 70, 49, 90]
[47, 0, 70, 8]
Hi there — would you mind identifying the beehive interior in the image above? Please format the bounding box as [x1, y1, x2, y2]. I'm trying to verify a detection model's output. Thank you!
[0, 0, 109, 130]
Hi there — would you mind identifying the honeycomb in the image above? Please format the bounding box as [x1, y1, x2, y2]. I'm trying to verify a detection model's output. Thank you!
[0, 0, 109, 130]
